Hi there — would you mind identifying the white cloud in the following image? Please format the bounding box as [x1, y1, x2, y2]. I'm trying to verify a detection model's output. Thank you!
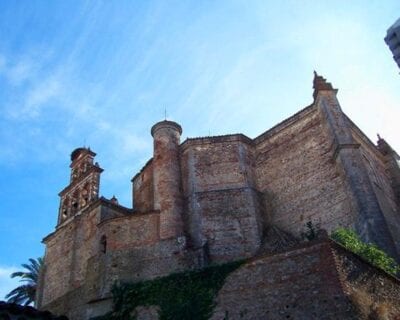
[0, 266, 19, 301]
[0, 53, 44, 86]
[7, 60, 35, 85]
[1, 52, 66, 120]
[22, 77, 62, 118]
[5, 76, 62, 119]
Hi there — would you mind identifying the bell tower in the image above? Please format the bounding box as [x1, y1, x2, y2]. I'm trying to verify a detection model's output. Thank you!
[57, 147, 103, 226]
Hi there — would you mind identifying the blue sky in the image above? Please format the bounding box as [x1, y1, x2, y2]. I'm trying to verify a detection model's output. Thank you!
[0, 1, 399, 299]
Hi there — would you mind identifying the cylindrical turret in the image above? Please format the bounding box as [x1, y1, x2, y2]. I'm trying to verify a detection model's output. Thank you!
[151, 120, 184, 239]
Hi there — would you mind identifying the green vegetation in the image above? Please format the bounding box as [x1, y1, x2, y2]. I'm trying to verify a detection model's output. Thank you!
[95, 261, 243, 320]
[5, 257, 43, 306]
[331, 228, 399, 276]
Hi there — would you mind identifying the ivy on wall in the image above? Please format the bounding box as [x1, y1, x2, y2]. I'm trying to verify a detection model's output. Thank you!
[93, 261, 243, 320]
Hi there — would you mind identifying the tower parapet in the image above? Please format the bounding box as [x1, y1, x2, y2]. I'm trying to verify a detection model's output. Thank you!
[151, 120, 184, 239]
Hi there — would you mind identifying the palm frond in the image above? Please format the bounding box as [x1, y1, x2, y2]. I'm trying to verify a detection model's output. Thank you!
[5, 284, 35, 306]
[28, 258, 41, 273]
[21, 263, 36, 275]
[5, 257, 43, 306]
[10, 271, 27, 278]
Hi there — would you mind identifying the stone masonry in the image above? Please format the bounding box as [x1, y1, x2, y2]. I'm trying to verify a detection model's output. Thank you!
[211, 239, 400, 320]
[37, 73, 400, 319]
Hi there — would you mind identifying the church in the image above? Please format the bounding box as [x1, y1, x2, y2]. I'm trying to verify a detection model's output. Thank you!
[36, 74, 400, 319]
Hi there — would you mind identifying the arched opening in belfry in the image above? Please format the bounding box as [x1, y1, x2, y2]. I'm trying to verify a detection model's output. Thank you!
[71, 189, 79, 214]
[60, 196, 70, 221]
[81, 184, 90, 207]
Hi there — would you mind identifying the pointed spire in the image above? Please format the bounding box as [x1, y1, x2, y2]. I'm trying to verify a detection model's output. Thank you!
[313, 71, 337, 100]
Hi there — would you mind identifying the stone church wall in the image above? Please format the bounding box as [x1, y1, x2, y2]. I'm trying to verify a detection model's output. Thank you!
[350, 123, 400, 255]
[42, 219, 77, 306]
[180, 136, 263, 263]
[254, 106, 356, 237]
[334, 243, 400, 319]
[130, 97, 400, 261]
[39, 74, 400, 319]
[40, 202, 193, 319]
[211, 241, 359, 320]
[210, 240, 400, 320]
[132, 160, 154, 213]
[41, 206, 102, 307]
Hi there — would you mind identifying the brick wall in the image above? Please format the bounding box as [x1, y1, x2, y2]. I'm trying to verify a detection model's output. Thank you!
[40, 201, 194, 319]
[132, 160, 154, 213]
[334, 243, 400, 318]
[211, 241, 359, 320]
[211, 240, 400, 320]
[181, 136, 263, 263]
[255, 106, 356, 237]
[42, 219, 77, 306]
[350, 123, 400, 255]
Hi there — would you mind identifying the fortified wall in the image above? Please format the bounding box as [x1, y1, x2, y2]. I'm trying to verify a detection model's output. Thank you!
[210, 238, 400, 320]
[37, 74, 400, 319]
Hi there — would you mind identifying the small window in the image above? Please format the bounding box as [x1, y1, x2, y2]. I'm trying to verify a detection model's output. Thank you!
[100, 235, 107, 253]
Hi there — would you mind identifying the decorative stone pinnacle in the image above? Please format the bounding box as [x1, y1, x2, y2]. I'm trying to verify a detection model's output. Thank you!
[376, 134, 392, 155]
[110, 195, 119, 204]
[313, 71, 337, 100]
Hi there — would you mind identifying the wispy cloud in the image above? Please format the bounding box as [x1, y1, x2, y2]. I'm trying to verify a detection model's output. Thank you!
[20, 76, 62, 118]
[7, 60, 35, 86]
[1, 51, 65, 120]
[0, 52, 47, 87]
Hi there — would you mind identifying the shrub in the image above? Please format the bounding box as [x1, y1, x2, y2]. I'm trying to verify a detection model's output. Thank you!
[301, 221, 321, 241]
[331, 228, 399, 276]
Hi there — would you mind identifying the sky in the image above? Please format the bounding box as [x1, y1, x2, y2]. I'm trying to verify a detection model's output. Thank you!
[0, 0, 399, 300]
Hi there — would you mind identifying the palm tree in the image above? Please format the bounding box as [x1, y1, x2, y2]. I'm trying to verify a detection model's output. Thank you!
[5, 257, 43, 306]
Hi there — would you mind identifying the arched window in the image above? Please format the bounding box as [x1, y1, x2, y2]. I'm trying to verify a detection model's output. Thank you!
[60, 197, 70, 221]
[62, 207, 68, 219]
[71, 190, 79, 214]
[100, 235, 107, 253]
[81, 184, 90, 207]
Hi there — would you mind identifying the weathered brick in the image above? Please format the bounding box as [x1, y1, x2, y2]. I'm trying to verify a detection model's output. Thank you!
[38, 74, 400, 319]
